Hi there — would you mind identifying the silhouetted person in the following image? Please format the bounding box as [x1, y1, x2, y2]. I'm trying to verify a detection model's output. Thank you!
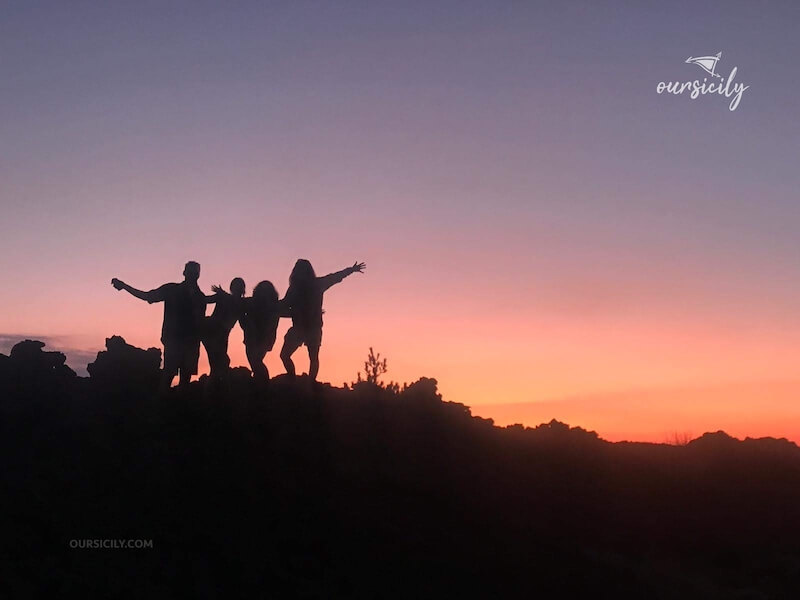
[280, 260, 365, 381]
[240, 281, 282, 382]
[111, 261, 205, 392]
[203, 277, 246, 379]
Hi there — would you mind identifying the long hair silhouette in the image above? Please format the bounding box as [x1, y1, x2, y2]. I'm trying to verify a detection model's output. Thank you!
[289, 259, 316, 289]
[253, 280, 278, 303]
[280, 259, 365, 381]
[242, 280, 281, 382]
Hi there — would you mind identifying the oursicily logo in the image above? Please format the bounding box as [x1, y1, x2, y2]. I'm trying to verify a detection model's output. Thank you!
[656, 52, 749, 111]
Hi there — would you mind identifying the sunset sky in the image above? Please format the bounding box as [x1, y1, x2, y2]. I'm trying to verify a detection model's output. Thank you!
[1, 2, 799, 442]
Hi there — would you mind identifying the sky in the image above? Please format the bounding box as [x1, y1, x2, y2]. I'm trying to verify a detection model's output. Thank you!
[1, 1, 799, 442]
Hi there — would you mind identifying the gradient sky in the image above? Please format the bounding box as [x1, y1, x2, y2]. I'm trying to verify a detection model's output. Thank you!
[2, 1, 799, 442]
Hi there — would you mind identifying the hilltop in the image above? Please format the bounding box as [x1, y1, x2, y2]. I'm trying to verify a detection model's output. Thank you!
[2, 337, 800, 598]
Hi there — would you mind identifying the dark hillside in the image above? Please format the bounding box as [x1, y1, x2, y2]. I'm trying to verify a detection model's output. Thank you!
[2, 338, 799, 598]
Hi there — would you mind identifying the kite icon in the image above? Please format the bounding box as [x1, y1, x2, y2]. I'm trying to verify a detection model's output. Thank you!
[685, 52, 723, 78]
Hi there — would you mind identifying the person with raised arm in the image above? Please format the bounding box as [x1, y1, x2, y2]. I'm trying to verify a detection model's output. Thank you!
[111, 261, 206, 392]
[203, 277, 246, 380]
[210, 278, 284, 383]
[280, 259, 365, 381]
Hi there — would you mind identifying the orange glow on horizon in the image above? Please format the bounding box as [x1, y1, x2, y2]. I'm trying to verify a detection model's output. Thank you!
[470, 381, 800, 444]
[5, 293, 800, 445]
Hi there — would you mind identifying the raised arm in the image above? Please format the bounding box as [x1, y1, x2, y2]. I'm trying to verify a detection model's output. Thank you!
[205, 284, 228, 304]
[319, 261, 366, 291]
[111, 278, 166, 304]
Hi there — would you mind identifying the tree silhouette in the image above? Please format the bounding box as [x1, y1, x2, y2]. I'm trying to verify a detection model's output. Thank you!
[356, 347, 388, 385]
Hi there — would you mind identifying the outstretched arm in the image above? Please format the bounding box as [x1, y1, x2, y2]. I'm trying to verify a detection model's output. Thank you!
[319, 261, 366, 291]
[205, 284, 229, 304]
[111, 278, 164, 303]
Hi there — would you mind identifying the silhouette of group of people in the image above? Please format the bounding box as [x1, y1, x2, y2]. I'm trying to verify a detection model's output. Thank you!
[111, 259, 365, 392]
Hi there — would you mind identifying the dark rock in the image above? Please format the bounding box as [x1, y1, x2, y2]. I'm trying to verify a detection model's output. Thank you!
[87, 335, 161, 391]
[5, 338, 76, 380]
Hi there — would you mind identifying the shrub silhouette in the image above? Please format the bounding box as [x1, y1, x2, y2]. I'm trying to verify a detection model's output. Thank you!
[666, 431, 693, 446]
[355, 346, 388, 385]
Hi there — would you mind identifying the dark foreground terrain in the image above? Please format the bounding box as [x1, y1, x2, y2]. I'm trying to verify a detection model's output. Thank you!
[2, 337, 800, 598]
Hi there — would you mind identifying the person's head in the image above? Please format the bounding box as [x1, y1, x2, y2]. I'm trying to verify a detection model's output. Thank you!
[183, 261, 201, 283]
[289, 259, 316, 287]
[253, 280, 278, 305]
[230, 277, 246, 298]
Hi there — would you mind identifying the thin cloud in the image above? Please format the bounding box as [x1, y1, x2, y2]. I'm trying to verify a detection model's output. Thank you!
[0, 333, 99, 375]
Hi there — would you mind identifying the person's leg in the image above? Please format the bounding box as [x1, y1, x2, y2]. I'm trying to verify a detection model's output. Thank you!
[203, 338, 217, 377]
[160, 342, 178, 394]
[307, 329, 322, 381]
[246, 343, 269, 380]
[178, 369, 192, 387]
[308, 344, 320, 381]
[179, 339, 200, 388]
[280, 327, 303, 377]
[205, 336, 226, 379]
[221, 334, 231, 371]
